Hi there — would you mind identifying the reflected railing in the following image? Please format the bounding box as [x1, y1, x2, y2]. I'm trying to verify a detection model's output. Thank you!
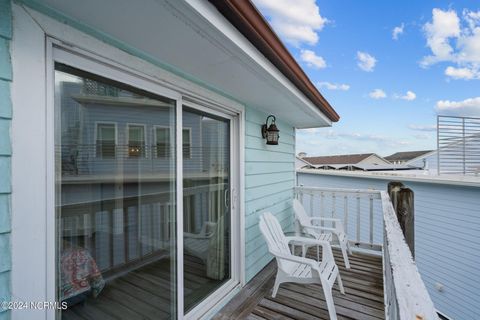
[59, 183, 227, 279]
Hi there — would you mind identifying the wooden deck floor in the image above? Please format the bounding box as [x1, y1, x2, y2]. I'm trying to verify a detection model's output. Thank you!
[214, 248, 384, 320]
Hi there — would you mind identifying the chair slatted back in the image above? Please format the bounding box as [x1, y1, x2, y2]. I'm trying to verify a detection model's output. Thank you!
[293, 199, 313, 228]
[259, 212, 291, 257]
[293, 199, 320, 238]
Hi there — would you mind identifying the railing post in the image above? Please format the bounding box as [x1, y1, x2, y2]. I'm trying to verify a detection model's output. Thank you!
[387, 181, 403, 212]
[388, 181, 415, 258]
[397, 188, 415, 258]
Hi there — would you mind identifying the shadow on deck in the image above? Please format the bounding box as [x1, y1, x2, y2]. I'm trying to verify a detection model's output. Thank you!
[215, 248, 384, 320]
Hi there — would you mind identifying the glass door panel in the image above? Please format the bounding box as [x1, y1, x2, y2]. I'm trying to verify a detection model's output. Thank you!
[54, 63, 178, 319]
[182, 107, 231, 312]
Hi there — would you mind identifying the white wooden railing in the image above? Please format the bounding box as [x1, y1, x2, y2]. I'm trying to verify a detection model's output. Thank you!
[295, 186, 439, 320]
[295, 186, 383, 250]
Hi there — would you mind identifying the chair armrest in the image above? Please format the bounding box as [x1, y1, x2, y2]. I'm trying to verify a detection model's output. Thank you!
[183, 232, 214, 239]
[285, 236, 330, 247]
[309, 217, 344, 231]
[303, 225, 337, 233]
[272, 251, 319, 269]
[285, 237, 335, 263]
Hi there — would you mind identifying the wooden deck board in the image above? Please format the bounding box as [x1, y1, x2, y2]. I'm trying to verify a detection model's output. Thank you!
[214, 248, 385, 320]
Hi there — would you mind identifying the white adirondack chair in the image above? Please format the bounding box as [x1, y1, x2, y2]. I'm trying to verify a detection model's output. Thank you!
[293, 199, 352, 269]
[259, 212, 344, 320]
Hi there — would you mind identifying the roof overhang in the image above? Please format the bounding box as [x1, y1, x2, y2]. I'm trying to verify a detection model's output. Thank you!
[207, 0, 339, 123]
[27, 0, 336, 128]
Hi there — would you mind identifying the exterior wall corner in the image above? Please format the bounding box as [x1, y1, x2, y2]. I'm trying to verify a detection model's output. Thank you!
[0, 0, 12, 317]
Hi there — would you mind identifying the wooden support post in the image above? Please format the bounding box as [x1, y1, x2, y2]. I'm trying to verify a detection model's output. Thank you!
[397, 188, 414, 258]
[387, 181, 404, 212]
[387, 181, 415, 258]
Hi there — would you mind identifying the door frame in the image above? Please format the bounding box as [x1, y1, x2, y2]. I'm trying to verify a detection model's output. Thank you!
[182, 101, 242, 319]
[11, 5, 245, 318]
[50, 41, 244, 320]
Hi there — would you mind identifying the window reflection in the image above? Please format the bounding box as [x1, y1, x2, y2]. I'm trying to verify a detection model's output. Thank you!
[182, 108, 231, 312]
[55, 64, 177, 319]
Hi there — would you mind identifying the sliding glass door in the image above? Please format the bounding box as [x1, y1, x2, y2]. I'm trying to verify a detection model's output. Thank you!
[55, 64, 178, 319]
[53, 57, 237, 319]
[182, 107, 231, 313]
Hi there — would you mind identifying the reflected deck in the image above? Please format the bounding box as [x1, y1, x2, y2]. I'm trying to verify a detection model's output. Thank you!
[63, 255, 223, 320]
[214, 248, 384, 320]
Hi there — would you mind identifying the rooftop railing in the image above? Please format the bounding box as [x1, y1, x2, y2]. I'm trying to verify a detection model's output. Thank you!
[437, 115, 480, 175]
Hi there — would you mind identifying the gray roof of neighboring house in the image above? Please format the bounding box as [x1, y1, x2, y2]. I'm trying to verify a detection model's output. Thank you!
[385, 150, 434, 162]
[302, 153, 377, 165]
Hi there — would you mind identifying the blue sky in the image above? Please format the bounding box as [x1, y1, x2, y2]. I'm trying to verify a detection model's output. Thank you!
[253, 0, 480, 157]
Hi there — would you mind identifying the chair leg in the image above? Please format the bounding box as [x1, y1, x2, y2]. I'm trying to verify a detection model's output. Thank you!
[337, 272, 345, 295]
[347, 240, 352, 255]
[322, 282, 337, 320]
[341, 242, 351, 269]
[272, 275, 281, 298]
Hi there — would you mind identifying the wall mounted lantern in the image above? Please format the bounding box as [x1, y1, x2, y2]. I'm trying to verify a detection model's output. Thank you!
[261, 115, 280, 145]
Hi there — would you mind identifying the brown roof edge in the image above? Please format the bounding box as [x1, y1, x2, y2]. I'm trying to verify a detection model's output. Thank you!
[207, 0, 340, 122]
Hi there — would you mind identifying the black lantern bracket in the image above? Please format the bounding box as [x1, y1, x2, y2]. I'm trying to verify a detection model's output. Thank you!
[261, 115, 280, 145]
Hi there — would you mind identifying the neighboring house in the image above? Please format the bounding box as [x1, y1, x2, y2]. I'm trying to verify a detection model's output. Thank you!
[301, 153, 391, 170]
[1, 1, 342, 320]
[385, 150, 434, 165]
[295, 155, 313, 170]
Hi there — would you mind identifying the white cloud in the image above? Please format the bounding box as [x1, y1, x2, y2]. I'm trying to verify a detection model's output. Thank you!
[414, 133, 430, 140]
[300, 50, 327, 69]
[445, 66, 478, 80]
[296, 129, 414, 155]
[422, 9, 480, 80]
[252, 0, 328, 46]
[392, 23, 404, 40]
[317, 81, 350, 91]
[400, 90, 417, 101]
[422, 8, 460, 65]
[356, 51, 377, 72]
[321, 130, 411, 147]
[435, 97, 480, 116]
[408, 124, 437, 132]
[369, 89, 387, 99]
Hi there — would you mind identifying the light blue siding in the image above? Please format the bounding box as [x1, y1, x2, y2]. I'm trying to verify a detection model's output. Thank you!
[0, 0, 11, 317]
[244, 107, 295, 282]
[298, 172, 480, 320]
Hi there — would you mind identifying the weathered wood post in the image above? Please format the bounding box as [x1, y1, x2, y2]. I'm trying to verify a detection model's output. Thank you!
[387, 181, 404, 212]
[387, 181, 415, 258]
[397, 187, 414, 258]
